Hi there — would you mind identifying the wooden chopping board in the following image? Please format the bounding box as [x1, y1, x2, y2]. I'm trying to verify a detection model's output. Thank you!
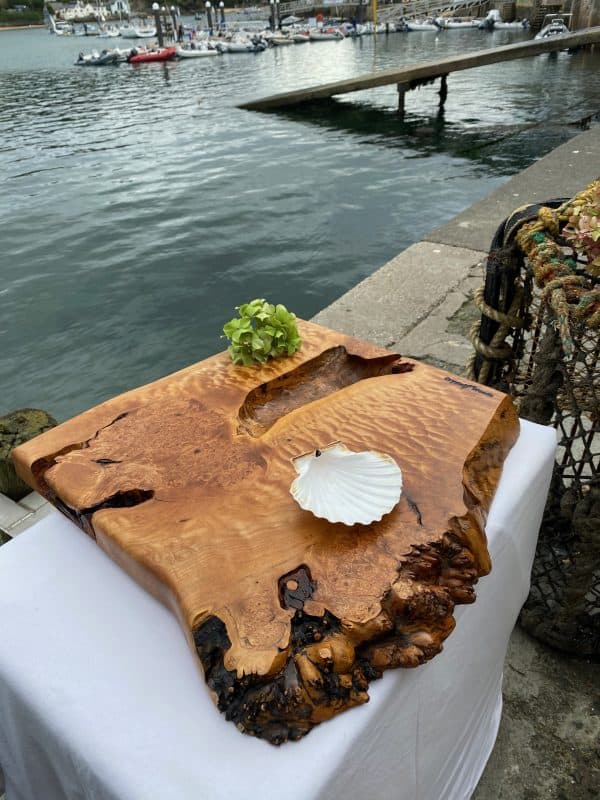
[13, 320, 519, 744]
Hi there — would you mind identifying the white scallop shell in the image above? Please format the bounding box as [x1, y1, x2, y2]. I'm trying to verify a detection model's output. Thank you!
[290, 442, 402, 526]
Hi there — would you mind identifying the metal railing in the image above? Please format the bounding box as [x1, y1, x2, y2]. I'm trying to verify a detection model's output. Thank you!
[277, 0, 490, 22]
[379, 0, 490, 22]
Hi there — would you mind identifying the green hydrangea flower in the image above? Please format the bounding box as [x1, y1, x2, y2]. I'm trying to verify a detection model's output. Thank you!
[223, 299, 302, 366]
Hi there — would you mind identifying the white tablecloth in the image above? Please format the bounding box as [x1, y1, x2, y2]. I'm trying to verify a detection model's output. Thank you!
[0, 420, 556, 800]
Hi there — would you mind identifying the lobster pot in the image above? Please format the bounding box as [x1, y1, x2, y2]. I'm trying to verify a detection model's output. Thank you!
[469, 183, 600, 656]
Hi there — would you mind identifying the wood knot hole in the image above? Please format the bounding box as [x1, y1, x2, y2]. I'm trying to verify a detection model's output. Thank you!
[279, 565, 316, 610]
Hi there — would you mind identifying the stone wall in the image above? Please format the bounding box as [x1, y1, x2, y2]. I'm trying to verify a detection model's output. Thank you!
[498, 1, 516, 20]
[515, 0, 570, 28]
[571, 0, 600, 27]
[517, 0, 600, 27]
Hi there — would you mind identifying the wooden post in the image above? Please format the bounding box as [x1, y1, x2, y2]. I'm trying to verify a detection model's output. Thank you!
[397, 82, 408, 117]
[439, 74, 448, 109]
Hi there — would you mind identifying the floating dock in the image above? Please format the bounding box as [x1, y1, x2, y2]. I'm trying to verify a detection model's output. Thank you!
[239, 28, 600, 112]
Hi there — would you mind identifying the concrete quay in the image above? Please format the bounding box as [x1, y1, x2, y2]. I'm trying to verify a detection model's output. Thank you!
[314, 125, 600, 800]
[314, 125, 600, 377]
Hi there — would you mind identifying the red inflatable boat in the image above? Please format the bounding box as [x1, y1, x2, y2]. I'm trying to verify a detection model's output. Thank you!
[128, 46, 177, 64]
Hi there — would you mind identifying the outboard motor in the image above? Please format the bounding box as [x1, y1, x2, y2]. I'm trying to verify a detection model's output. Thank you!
[480, 9, 500, 30]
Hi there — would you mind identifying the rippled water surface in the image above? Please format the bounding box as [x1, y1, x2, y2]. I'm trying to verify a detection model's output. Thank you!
[1, 25, 599, 420]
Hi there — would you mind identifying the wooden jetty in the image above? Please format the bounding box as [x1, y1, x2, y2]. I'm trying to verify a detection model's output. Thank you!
[239, 28, 600, 114]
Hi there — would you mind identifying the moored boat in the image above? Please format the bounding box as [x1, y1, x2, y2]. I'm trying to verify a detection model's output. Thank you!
[495, 19, 529, 29]
[436, 16, 480, 29]
[309, 28, 344, 40]
[217, 35, 267, 52]
[75, 49, 119, 66]
[112, 47, 133, 62]
[98, 27, 122, 38]
[534, 14, 571, 39]
[128, 46, 177, 63]
[44, 6, 73, 35]
[479, 10, 529, 30]
[74, 23, 101, 36]
[341, 22, 367, 36]
[54, 22, 73, 35]
[405, 20, 439, 32]
[270, 34, 294, 45]
[120, 25, 157, 39]
[176, 44, 218, 58]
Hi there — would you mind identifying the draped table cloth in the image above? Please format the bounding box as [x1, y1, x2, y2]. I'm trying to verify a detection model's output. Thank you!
[0, 420, 556, 800]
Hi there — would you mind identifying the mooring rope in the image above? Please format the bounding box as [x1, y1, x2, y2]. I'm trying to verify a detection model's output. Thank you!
[468, 179, 600, 379]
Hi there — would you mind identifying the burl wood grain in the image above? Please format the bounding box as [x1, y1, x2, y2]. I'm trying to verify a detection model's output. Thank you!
[13, 321, 519, 744]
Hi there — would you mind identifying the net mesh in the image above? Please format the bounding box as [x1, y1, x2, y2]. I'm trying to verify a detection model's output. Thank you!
[468, 181, 600, 656]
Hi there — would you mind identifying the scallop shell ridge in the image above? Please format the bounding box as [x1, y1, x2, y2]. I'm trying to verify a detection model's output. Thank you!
[290, 442, 403, 526]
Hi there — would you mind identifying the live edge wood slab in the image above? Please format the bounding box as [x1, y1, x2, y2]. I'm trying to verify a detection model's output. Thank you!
[13, 320, 519, 744]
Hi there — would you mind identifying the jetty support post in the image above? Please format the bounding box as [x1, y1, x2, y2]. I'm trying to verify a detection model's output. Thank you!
[397, 82, 408, 117]
[439, 74, 448, 109]
[269, 0, 275, 31]
[205, 0, 213, 35]
[170, 5, 178, 40]
[152, 2, 164, 47]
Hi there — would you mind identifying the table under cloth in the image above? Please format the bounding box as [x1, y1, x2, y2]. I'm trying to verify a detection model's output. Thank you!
[0, 419, 556, 800]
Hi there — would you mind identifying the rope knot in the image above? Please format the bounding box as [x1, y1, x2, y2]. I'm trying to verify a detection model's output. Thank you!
[537, 206, 560, 236]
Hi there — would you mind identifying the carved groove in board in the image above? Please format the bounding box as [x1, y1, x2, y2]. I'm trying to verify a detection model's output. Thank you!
[237, 346, 406, 437]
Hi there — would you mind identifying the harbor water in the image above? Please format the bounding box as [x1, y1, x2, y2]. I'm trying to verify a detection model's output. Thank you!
[1, 25, 599, 421]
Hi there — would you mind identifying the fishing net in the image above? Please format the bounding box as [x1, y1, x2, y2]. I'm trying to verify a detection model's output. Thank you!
[468, 180, 600, 657]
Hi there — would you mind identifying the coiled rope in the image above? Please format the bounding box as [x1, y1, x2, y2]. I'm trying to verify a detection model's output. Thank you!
[468, 180, 600, 381]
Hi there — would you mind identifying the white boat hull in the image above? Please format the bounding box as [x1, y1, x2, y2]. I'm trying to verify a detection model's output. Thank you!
[177, 46, 218, 57]
[436, 18, 480, 29]
[309, 31, 344, 40]
[120, 26, 157, 39]
[535, 24, 569, 39]
[406, 22, 438, 31]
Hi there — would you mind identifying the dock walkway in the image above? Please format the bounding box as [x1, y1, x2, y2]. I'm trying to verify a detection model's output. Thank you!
[240, 28, 600, 111]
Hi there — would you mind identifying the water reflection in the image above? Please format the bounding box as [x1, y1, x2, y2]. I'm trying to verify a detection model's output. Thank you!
[277, 96, 591, 175]
[129, 61, 175, 82]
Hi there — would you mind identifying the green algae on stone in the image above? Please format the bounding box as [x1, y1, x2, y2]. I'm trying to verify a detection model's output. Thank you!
[0, 409, 57, 500]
